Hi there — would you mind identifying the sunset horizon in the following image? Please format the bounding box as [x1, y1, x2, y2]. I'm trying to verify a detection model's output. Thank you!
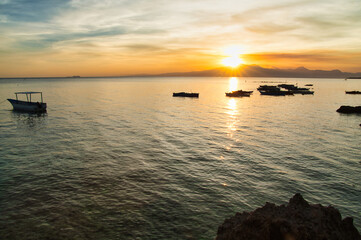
[1, 1, 361, 239]
[1, 0, 361, 77]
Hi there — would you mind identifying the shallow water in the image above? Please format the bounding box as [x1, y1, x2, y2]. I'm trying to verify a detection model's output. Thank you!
[0, 77, 360, 239]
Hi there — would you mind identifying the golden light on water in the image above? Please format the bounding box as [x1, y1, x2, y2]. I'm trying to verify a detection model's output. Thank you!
[226, 97, 238, 140]
[229, 77, 238, 91]
[228, 98, 237, 112]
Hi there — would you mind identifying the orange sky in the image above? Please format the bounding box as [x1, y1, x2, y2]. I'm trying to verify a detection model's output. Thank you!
[0, 0, 361, 77]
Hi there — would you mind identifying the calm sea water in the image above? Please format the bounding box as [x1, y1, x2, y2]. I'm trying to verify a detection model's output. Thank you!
[0, 77, 360, 239]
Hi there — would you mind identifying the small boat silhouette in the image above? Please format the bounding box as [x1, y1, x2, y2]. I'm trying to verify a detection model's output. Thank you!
[173, 92, 199, 98]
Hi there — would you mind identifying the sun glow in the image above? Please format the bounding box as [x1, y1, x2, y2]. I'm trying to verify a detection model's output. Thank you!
[221, 45, 245, 68]
[222, 57, 244, 67]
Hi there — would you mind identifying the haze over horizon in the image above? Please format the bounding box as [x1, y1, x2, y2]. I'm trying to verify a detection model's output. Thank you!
[1, 0, 361, 77]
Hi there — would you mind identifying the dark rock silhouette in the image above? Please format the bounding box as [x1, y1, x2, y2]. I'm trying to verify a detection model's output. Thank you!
[216, 193, 361, 240]
[336, 106, 361, 114]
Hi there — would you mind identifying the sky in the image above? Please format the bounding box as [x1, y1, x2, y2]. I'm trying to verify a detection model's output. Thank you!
[0, 0, 360, 77]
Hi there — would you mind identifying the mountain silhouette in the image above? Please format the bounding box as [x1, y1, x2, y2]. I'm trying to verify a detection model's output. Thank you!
[151, 65, 361, 78]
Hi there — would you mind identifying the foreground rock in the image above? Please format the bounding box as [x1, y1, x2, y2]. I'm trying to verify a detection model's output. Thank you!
[336, 106, 361, 114]
[216, 193, 361, 240]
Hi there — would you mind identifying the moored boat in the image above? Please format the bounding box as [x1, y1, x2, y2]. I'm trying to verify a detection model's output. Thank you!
[345, 91, 361, 94]
[257, 85, 280, 91]
[300, 90, 314, 95]
[7, 92, 47, 112]
[173, 92, 199, 98]
[277, 84, 313, 94]
[259, 91, 291, 96]
[258, 85, 293, 96]
[225, 90, 253, 97]
[277, 84, 296, 90]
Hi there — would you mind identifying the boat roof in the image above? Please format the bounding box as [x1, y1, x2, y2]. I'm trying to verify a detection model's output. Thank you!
[15, 91, 42, 94]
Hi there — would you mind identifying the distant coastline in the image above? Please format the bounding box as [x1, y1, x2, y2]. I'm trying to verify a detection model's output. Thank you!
[1, 65, 361, 79]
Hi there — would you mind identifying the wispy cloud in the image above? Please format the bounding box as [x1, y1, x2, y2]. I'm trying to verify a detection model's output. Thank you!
[0, 0, 70, 22]
[0, 0, 360, 76]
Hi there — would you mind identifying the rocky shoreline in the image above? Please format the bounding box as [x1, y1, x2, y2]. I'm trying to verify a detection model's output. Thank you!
[216, 193, 360, 240]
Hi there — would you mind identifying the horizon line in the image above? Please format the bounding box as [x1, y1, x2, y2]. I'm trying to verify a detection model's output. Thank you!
[0, 65, 361, 79]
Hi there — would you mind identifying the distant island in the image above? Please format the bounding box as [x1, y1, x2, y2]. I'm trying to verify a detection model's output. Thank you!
[1, 65, 361, 79]
[145, 65, 361, 78]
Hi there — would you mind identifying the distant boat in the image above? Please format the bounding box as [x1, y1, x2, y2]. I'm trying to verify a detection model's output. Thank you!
[173, 92, 199, 98]
[225, 90, 253, 97]
[258, 85, 293, 96]
[257, 85, 280, 91]
[300, 90, 314, 95]
[277, 84, 313, 94]
[259, 91, 290, 96]
[345, 91, 361, 95]
[7, 92, 47, 112]
[277, 84, 296, 89]
[305, 84, 313, 86]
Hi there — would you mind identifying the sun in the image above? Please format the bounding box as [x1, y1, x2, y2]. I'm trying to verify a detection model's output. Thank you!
[221, 45, 245, 68]
[222, 56, 244, 67]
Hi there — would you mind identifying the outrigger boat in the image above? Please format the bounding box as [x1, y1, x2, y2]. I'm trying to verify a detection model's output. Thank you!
[7, 92, 47, 112]
[225, 90, 253, 97]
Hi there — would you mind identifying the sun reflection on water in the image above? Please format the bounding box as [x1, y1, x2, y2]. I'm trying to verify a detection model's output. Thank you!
[229, 77, 238, 91]
[226, 98, 238, 134]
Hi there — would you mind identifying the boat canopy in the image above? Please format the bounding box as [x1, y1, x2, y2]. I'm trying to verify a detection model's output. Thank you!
[14, 92, 43, 102]
[15, 91, 42, 94]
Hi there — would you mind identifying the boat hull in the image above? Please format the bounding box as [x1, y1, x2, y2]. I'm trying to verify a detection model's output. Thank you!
[226, 93, 251, 97]
[300, 91, 314, 95]
[225, 93, 251, 97]
[173, 92, 199, 98]
[225, 90, 253, 97]
[345, 91, 361, 94]
[7, 99, 47, 112]
[259, 91, 290, 96]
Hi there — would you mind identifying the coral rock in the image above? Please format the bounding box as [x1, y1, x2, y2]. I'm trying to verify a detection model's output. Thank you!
[216, 193, 361, 240]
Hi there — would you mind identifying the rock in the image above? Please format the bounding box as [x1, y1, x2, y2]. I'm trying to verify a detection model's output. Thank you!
[216, 193, 361, 240]
[336, 106, 361, 114]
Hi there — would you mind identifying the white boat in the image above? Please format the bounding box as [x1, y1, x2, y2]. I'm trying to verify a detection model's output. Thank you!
[7, 92, 47, 112]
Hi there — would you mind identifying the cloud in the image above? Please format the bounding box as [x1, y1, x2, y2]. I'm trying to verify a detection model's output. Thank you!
[10, 26, 126, 51]
[245, 23, 298, 34]
[242, 50, 361, 72]
[0, 13, 7, 22]
[230, 0, 361, 51]
[1, 0, 361, 76]
[244, 52, 342, 61]
[0, 0, 70, 22]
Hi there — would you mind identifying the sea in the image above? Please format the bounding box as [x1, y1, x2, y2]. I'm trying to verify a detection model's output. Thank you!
[0, 77, 360, 239]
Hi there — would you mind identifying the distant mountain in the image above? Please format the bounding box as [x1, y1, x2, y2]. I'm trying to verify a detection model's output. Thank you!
[151, 65, 361, 78]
